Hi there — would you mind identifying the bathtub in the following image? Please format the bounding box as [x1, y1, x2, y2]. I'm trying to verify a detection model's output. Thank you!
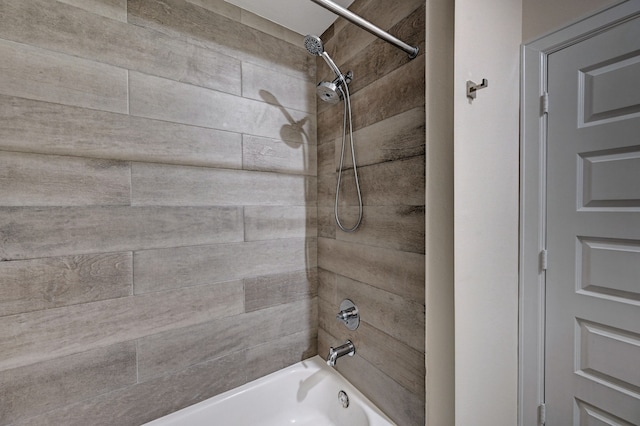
[143, 355, 396, 426]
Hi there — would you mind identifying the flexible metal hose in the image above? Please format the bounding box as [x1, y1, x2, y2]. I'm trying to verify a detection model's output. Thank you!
[334, 82, 362, 232]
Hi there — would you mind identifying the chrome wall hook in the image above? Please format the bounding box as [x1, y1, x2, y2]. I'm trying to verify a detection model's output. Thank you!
[466, 78, 488, 100]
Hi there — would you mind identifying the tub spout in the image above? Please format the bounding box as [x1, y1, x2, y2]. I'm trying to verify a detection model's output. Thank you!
[327, 340, 355, 366]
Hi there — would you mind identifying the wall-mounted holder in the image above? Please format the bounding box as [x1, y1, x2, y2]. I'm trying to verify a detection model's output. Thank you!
[336, 299, 359, 330]
[466, 78, 488, 100]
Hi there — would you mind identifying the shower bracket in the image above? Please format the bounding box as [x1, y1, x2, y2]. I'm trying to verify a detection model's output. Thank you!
[339, 70, 353, 85]
[328, 70, 353, 88]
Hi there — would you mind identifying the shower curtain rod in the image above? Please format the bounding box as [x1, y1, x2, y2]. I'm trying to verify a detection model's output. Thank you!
[310, 0, 419, 59]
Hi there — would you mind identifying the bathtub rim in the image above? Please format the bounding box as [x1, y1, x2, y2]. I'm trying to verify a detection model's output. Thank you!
[142, 354, 396, 425]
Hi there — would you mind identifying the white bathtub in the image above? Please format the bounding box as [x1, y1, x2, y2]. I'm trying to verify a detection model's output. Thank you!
[143, 355, 396, 426]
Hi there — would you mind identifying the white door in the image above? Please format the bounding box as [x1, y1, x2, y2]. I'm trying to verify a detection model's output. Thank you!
[544, 13, 640, 425]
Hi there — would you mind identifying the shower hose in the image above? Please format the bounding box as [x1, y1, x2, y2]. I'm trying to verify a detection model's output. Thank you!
[335, 82, 362, 233]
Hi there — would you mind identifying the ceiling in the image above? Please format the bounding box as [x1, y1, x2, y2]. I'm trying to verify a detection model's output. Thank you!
[224, 0, 355, 36]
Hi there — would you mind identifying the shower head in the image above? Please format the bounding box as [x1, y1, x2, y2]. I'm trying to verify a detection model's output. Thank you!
[304, 34, 342, 78]
[303, 34, 351, 102]
[317, 81, 343, 104]
[304, 34, 324, 56]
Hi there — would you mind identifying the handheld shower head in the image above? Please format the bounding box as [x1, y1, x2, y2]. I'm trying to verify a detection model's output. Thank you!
[303, 35, 362, 232]
[304, 34, 346, 83]
[304, 34, 324, 56]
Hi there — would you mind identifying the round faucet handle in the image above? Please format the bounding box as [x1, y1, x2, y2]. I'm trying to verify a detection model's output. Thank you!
[336, 299, 360, 330]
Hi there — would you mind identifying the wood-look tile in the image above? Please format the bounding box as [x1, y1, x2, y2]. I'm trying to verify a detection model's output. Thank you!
[317, 268, 337, 305]
[244, 206, 317, 241]
[191, 0, 302, 48]
[317, 327, 334, 362]
[15, 350, 249, 426]
[0, 342, 136, 424]
[242, 62, 316, 114]
[315, 4, 427, 425]
[0, 151, 130, 207]
[317, 175, 336, 207]
[331, 337, 425, 426]
[336, 156, 426, 207]
[185, 0, 241, 21]
[317, 297, 337, 334]
[336, 206, 425, 254]
[133, 238, 317, 294]
[128, 72, 315, 143]
[243, 135, 317, 176]
[318, 299, 424, 396]
[58, 0, 127, 21]
[131, 162, 315, 206]
[324, 4, 425, 96]
[0, 206, 243, 260]
[0, 0, 241, 94]
[317, 206, 336, 239]
[137, 298, 317, 381]
[19, 332, 317, 426]
[318, 57, 425, 143]
[127, 0, 313, 81]
[328, 107, 425, 167]
[336, 275, 424, 352]
[0, 252, 132, 317]
[318, 238, 424, 302]
[320, 0, 424, 81]
[321, 156, 425, 210]
[239, 10, 303, 47]
[0, 280, 243, 372]
[242, 330, 318, 384]
[0, 96, 242, 168]
[245, 269, 318, 312]
[317, 138, 335, 176]
[0, 39, 127, 114]
[353, 322, 424, 396]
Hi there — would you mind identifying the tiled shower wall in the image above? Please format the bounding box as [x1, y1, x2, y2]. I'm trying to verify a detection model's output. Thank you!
[0, 0, 318, 424]
[316, 0, 426, 424]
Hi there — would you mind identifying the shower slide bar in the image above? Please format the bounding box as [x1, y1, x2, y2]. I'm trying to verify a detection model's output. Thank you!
[310, 0, 419, 59]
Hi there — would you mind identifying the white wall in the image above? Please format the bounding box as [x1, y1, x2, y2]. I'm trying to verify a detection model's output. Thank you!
[425, 0, 455, 424]
[453, 1, 627, 425]
[453, 0, 522, 424]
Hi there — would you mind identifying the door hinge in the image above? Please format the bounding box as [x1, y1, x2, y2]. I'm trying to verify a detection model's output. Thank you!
[539, 249, 548, 271]
[541, 92, 549, 115]
[538, 403, 546, 425]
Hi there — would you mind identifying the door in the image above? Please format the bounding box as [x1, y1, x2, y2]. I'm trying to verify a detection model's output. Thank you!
[544, 13, 640, 425]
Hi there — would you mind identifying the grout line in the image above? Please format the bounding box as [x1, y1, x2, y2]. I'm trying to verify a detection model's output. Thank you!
[131, 249, 136, 296]
[242, 205, 247, 242]
[126, 69, 130, 115]
[135, 339, 139, 384]
[241, 133, 245, 170]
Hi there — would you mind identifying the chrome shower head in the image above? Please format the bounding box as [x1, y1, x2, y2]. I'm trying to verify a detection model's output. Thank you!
[317, 81, 343, 104]
[304, 35, 355, 105]
[303, 34, 352, 103]
[304, 34, 324, 56]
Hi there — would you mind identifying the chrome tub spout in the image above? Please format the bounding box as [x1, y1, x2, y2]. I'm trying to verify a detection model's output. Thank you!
[327, 340, 355, 366]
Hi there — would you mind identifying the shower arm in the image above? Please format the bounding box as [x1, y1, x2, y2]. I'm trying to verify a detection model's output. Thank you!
[309, 0, 419, 59]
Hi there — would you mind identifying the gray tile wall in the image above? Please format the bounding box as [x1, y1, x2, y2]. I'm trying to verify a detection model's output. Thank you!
[315, 1, 427, 424]
[0, 0, 318, 424]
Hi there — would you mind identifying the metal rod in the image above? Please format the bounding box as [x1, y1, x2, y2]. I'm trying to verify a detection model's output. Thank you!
[310, 0, 419, 59]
